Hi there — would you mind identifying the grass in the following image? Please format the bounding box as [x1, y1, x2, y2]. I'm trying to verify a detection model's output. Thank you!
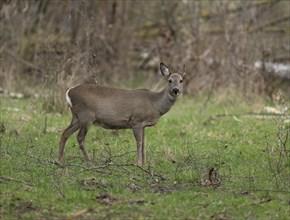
[0, 93, 289, 219]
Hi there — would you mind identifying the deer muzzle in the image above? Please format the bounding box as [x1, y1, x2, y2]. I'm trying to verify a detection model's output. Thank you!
[172, 87, 180, 96]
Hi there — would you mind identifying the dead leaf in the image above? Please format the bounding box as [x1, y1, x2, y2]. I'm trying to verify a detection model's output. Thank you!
[66, 208, 92, 220]
[96, 193, 118, 205]
[202, 167, 221, 187]
[128, 198, 153, 205]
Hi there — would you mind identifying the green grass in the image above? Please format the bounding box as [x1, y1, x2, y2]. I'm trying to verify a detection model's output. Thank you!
[0, 94, 289, 219]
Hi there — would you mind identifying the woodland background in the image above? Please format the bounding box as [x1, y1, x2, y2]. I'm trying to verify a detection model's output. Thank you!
[1, 0, 290, 112]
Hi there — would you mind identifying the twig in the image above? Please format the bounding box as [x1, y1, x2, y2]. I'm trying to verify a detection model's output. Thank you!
[26, 154, 49, 167]
[204, 112, 290, 124]
[249, 16, 290, 33]
[53, 168, 68, 199]
[53, 161, 167, 181]
[0, 176, 33, 187]
[132, 164, 167, 181]
[53, 177, 65, 199]
[245, 189, 290, 194]
[202, 76, 218, 108]
[64, 163, 109, 173]
[213, 112, 288, 118]
[106, 150, 135, 162]
[43, 115, 47, 135]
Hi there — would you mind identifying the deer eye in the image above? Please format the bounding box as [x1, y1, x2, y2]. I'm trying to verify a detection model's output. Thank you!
[168, 79, 172, 83]
[180, 80, 183, 83]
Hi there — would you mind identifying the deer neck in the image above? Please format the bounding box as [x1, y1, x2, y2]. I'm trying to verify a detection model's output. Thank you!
[156, 87, 177, 116]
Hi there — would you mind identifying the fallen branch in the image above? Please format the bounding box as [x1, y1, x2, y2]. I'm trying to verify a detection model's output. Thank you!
[52, 160, 167, 181]
[94, 163, 167, 180]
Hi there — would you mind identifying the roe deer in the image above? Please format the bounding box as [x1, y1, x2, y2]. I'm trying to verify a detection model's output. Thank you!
[58, 63, 186, 165]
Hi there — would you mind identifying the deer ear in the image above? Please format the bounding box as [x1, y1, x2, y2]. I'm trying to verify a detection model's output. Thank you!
[179, 65, 186, 77]
[160, 63, 171, 78]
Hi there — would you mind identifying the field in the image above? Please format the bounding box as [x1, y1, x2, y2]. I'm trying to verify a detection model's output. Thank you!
[0, 93, 289, 219]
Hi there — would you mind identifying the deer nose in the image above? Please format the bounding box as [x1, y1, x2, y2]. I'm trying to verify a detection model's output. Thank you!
[172, 87, 180, 95]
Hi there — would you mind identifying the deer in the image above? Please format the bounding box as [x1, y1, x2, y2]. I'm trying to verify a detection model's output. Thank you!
[58, 63, 186, 166]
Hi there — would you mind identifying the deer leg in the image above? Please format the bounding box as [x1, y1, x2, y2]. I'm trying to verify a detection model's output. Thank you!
[141, 128, 146, 164]
[58, 117, 80, 161]
[133, 126, 143, 166]
[77, 124, 92, 162]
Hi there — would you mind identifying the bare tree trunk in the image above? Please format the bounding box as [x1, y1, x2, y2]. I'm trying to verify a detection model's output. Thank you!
[70, 0, 80, 44]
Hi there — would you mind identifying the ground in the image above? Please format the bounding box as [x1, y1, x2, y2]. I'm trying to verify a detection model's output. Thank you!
[0, 93, 289, 219]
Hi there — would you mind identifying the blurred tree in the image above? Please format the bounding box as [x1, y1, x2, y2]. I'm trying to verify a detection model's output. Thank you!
[0, 0, 289, 107]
